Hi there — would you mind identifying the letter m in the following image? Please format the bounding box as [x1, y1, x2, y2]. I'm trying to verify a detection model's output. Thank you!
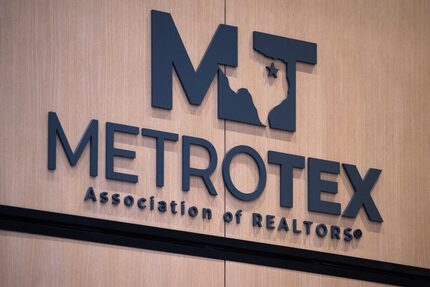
[48, 112, 98, 176]
[151, 10, 237, 109]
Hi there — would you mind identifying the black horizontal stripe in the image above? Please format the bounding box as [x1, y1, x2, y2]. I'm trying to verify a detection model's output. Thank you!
[0, 204, 428, 286]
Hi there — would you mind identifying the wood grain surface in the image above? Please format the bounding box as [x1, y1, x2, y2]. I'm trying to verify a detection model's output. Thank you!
[0, 0, 429, 286]
[0, 0, 226, 236]
[225, 0, 430, 268]
[0, 230, 224, 287]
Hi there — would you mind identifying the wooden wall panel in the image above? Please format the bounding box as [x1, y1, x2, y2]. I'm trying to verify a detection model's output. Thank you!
[224, 0, 430, 268]
[0, 0, 226, 236]
[0, 0, 429, 286]
[0, 231, 224, 287]
[226, 261, 388, 287]
[0, 1, 227, 285]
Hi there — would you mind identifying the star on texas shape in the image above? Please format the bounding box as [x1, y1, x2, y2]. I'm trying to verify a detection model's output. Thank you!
[266, 62, 278, 78]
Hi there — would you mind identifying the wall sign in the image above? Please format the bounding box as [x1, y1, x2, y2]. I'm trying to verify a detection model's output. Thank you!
[47, 10, 382, 244]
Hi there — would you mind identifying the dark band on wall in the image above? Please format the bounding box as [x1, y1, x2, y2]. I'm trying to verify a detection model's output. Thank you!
[0, 204, 428, 286]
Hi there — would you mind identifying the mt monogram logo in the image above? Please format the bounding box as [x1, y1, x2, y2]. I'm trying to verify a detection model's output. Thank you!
[151, 10, 317, 133]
